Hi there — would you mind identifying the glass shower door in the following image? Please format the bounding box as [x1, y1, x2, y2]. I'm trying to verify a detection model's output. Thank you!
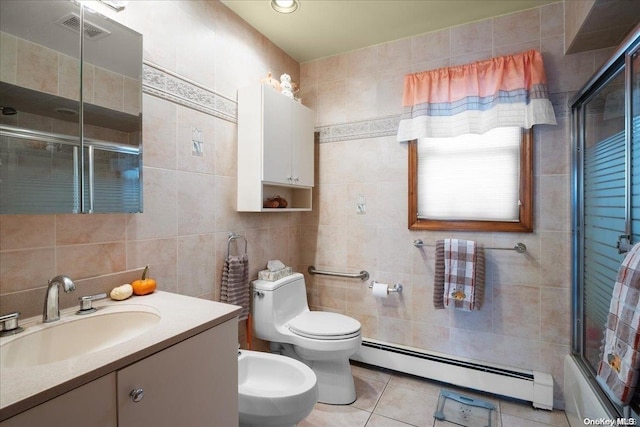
[573, 26, 640, 414]
[581, 67, 627, 373]
[632, 50, 640, 244]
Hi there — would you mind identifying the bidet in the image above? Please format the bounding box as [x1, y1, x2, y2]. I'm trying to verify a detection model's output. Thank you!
[238, 350, 318, 427]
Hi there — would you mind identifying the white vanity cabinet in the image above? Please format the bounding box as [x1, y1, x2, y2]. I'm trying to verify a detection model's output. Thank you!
[0, 374, 117, 427]
[237, 83, 315, 211]
[118, 319, 238, 427]
[0, 319, 238, 427]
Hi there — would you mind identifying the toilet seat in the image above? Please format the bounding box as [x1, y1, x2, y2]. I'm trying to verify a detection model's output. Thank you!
[287, 311, 361, 340]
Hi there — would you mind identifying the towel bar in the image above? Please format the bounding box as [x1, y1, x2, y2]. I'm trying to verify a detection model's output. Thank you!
[413, 239, 526, 254]
[307, 266, 369, 281]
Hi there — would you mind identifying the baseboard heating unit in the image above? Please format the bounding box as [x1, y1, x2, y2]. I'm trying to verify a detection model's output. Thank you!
[351, 338, 554, 410]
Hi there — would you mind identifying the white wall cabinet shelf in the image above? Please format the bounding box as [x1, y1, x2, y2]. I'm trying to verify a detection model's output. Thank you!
[237, 83, 315, 212]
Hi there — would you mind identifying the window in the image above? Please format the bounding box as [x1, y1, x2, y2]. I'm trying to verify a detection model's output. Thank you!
[408, 127, 533, 232]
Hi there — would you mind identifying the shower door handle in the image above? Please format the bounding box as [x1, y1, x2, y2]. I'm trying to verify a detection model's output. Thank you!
[617, 234, 632, 254]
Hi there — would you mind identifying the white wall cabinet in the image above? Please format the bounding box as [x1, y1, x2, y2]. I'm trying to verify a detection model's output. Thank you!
[1, 320, 238, 427]
[238, 84, 315, 211]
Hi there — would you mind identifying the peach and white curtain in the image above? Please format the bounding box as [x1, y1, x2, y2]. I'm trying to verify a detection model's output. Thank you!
[397, 49, 557, 141]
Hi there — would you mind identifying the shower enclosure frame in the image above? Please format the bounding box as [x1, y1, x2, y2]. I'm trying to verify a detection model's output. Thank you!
[571, 23, 640, 417]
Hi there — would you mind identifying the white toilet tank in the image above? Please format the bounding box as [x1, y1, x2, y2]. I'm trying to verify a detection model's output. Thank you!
[252, 273, 310, 342]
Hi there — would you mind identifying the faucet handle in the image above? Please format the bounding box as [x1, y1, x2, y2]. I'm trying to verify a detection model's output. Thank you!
[77, 293, 108, 315]
[0, 311, 24, 337]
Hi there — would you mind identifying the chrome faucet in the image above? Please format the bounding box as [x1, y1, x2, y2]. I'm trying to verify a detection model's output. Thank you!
[43, 275, 76, 323]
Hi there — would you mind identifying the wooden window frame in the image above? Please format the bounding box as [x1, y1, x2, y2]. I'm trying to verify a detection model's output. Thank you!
[408, 128, 533, 232]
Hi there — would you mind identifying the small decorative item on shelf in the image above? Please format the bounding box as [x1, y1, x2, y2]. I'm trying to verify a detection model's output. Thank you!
[263, 195, 288, 208]
[261, 71, 281, 92]
[263, 198, 279, 208]
[292, 82, 301, 103]
[275, 196, 288, 208]
[280, 73, 294, 98]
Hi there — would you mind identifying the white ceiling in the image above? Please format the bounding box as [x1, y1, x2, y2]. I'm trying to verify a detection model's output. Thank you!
[221, 0, 556, 63]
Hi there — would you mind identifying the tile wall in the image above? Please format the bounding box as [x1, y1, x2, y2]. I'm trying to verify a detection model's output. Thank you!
[0, 0, 621, 408]
[298, 2, 615, 407]
[0, 1, 302, 348]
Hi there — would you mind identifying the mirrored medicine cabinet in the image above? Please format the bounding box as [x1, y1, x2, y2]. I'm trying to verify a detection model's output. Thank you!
[0, 0, 143, 214]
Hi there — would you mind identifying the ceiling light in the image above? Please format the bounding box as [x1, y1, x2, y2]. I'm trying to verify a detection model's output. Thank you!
[271, 0, 299, 14]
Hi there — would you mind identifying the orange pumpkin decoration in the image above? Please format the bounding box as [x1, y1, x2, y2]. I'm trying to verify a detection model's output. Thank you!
[132, 265, 157, 295]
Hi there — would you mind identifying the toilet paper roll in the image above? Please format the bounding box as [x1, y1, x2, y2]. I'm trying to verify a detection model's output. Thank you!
[372, 282, 389, 298]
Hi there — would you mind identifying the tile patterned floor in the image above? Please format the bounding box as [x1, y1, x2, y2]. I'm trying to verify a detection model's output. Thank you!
[298, 362, 571, 427]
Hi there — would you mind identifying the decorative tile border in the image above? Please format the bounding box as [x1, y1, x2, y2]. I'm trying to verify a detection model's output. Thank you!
[141, 61, 401, 143]
[140, 65, 567, 142]
[316, 115, 401, 143]
[142, 61, 237, 123]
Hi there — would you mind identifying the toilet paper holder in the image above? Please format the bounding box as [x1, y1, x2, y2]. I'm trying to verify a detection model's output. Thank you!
[368, 280, 403, 293]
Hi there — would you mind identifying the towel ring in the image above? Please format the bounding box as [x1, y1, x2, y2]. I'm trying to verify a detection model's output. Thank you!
[227, 232, 248, 257]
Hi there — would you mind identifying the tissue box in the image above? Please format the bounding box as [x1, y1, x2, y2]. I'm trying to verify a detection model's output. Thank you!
[258, 267, 293, 281]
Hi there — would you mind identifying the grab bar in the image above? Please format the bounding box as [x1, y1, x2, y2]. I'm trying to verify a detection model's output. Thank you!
[307, 266, 369, 281]
[413, 239, 527, 254]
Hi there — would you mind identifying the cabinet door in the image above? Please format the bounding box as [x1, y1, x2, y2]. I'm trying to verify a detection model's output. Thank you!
[1, 374, 116, 427]
[291, 102, 315, 187]
[0, 2, 143, 215]
[117, 320, 238, 427]
[262, 87, 293, 185]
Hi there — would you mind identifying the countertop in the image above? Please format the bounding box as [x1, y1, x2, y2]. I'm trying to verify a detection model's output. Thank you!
[0, 291, 241, 421]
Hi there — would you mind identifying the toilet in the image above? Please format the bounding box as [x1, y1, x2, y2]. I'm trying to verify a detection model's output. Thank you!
[238, 349, 318, 427]
[252, 273, 362, 404]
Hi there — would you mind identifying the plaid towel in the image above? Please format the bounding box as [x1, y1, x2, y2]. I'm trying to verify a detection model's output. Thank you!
[433, 239, 485, 311]
[597, 243, 640, 405]
[221, 254, 250, 321]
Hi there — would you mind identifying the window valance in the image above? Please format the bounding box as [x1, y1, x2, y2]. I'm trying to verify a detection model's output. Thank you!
[397, 49, 557, 141]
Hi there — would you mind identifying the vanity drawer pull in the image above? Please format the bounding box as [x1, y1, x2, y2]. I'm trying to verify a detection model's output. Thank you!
[130, 388, 144, 403]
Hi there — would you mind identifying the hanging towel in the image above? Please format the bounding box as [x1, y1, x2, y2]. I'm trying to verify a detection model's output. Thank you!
[221, 253, 250, 321]
[433, 239, 485, 311]
[596, 243, 640, 405]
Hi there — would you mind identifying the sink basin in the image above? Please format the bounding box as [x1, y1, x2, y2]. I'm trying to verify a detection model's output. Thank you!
[0, 305, 160, 369]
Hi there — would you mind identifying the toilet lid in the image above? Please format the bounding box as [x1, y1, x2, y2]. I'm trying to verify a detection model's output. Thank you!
[287, 311, 361, 340]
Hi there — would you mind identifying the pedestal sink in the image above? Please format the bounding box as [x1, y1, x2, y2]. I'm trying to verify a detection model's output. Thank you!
[0, 305, 160, 369]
